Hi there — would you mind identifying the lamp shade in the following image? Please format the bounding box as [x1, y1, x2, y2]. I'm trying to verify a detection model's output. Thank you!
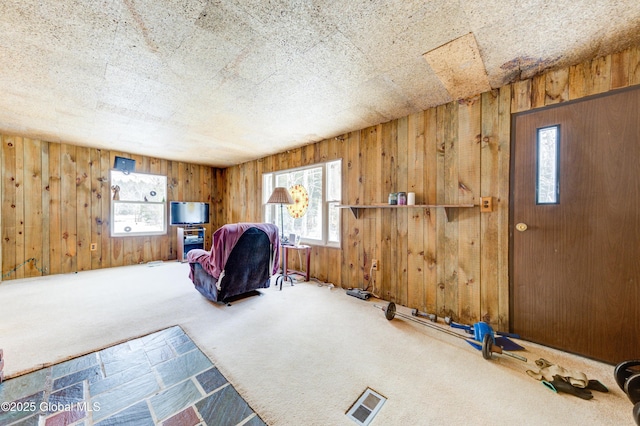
[266, 187, 294, 205]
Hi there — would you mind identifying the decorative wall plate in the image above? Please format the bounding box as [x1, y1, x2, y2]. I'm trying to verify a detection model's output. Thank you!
[287, 184, 309, 218]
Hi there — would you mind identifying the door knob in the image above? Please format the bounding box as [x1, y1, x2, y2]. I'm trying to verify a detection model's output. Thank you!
[515, 223, 528, 232]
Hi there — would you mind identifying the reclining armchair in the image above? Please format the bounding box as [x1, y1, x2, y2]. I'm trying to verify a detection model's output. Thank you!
[187, 223, 280, 303]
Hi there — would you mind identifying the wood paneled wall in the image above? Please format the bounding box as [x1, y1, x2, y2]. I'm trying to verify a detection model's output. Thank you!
[2, 44, 639, 329]
[0, 138, 225, 280]
[223, 44, 640, 329]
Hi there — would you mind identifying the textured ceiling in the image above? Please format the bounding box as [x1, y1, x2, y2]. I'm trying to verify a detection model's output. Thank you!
[1, 1, 640, 167]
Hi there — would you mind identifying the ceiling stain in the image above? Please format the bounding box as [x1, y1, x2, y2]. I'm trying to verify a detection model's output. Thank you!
[500, 55, 563, 83]
[122, 0, 159, 52]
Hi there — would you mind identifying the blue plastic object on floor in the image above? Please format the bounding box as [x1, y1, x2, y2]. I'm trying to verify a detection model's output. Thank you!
[453, 320, 525, 352]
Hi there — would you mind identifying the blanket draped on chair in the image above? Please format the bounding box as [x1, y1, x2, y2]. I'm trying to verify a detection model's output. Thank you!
[187, 223, 280, 302]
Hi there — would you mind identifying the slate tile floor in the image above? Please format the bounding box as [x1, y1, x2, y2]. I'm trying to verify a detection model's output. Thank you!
[0, 326, 264, 426]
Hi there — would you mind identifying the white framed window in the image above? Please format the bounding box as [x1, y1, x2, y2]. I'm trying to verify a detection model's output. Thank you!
[536, 125, 560, 204]
[110, 170, 167, 237]
[263, 159, 342, 247]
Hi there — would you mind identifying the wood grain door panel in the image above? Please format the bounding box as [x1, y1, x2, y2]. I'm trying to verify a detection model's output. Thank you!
[511, 87, 640, 364]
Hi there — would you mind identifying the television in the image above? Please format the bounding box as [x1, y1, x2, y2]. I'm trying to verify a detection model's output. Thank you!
[170, 201, 210, 226]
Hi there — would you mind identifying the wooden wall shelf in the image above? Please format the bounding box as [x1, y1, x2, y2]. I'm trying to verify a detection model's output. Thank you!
[336, 204, 475, 221]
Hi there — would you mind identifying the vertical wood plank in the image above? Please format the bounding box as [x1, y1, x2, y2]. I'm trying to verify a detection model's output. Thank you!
[212, 168, 225, 231]
[511, 79, 532, 113]
[378, 122, 396, 300]
[14, 137, 25, 279]
[496, 85, 512, 330]
[531, 74, 546, 109]
[328, 136, 340, 161]
[76, 146, 92, 271]
[232, 162, 239, 224]
[290, 147, 302, 169]
[457, 97, 481, 323]
[435, 104, 447, 315]
[301, 144, 315, 166]
[585, 55, 611, 96]
[61, 144, 77, 273]
[610, 49, 630, 89]
[480, 90, 500, 325]
[48, 143, 62, 275]
[134, 154, 148, 173]
[90, 148, 102, 269]
[345, 130, 361, 290]
[23, 138, 43, 277]
[15, 137, 29, 278]
[204, 165, 214, 247]
[2, 135, 17, 278]
[395, 118, 408, 307]
[99, 150, 111, 268]
[545, 68, 570, 105]
[226, 164, 237, 222]
[246, 161, 256, 221]
[629, 45, 640, 85]
[332, 137, 347, 286]
[424, 107, 438, 313]
[442, 102, 459, 319]
[256, 158, 265, 224]
[362, 126, 378, 293]
[569, 61, 588, 99]
[41, 142, 50, 275]
[457, 97, 481, 207]
[407, 112, 425, 310]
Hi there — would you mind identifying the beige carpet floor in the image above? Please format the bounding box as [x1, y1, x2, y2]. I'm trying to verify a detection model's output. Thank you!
[0, 261, 634, 425]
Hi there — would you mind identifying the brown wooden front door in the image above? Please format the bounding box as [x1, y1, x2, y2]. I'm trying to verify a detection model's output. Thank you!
[511, 87, 640, 364]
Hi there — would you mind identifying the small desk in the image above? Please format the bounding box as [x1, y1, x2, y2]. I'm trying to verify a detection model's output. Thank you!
[277, 244, 311, 290]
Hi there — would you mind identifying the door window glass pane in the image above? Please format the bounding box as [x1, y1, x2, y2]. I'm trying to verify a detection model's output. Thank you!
[537, 125, 560, 204]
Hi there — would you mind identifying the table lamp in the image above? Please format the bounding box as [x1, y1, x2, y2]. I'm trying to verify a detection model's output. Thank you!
[266, 187, 294, 243]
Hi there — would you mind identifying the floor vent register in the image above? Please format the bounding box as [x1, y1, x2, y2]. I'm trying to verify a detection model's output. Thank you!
[346, 387, 386, 425]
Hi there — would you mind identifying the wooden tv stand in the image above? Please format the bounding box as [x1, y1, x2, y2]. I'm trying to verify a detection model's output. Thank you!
[177, 227, 205, 262]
